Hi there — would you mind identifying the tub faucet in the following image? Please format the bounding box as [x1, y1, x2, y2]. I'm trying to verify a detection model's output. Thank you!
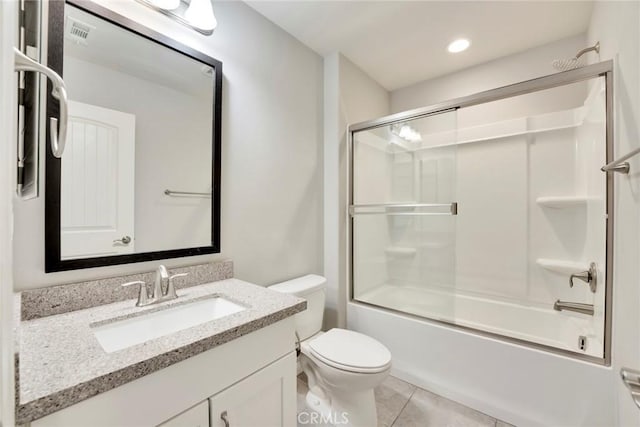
[554, 300, 594, 316]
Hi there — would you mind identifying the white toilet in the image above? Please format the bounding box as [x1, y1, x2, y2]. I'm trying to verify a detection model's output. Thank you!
[270, 274, 391, 427]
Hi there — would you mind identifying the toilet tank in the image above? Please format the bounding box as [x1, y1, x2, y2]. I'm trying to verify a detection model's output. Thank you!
[269, 274, 326, 341]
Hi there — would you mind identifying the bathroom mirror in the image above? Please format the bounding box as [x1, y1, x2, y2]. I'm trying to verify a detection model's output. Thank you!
[44, 0, 222, 272]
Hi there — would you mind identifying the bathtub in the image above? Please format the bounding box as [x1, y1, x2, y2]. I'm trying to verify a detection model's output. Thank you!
[347, 290, 614, 426]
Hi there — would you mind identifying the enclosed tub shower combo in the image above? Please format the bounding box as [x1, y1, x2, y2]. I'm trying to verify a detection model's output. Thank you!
[348, 62, 615, 366]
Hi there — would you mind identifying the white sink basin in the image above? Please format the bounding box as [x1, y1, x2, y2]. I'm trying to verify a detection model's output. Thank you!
[92, 296, 246, 353]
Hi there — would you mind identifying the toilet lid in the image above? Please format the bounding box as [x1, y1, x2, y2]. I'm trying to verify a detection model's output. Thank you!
[308, 328, 391, 373]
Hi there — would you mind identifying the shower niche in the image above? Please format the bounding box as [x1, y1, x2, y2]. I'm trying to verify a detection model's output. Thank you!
[349, 65, 612, 363]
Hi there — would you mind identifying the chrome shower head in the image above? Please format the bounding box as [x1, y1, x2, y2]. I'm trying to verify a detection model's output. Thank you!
[552, 41, 600, 71]
[552, 57, 586, 71]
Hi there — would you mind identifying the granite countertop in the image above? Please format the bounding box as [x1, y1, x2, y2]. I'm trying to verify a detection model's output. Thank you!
[15, 278, 306, 424]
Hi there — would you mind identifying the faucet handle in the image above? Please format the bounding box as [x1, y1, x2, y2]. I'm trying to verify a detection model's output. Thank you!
[166, 273, 189, 299]
[122, 281, 149, 307]
[569, 262, 598, 293]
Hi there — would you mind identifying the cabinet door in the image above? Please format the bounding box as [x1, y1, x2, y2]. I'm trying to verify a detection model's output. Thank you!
[158, 401, 209, 427]
[209, 353, 296, 427]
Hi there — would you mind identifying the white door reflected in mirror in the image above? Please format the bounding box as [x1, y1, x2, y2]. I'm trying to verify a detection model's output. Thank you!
[61, 101, 135, 259]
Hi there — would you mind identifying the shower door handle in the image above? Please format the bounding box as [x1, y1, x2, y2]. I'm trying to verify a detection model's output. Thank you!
[621, 368, 640, 410]
[14, 47, 68, 158]
[349, 202, 458, 216]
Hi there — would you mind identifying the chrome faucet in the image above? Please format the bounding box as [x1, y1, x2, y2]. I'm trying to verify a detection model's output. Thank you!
[121, 265, 189, 307]
[153, 265, 170, 301]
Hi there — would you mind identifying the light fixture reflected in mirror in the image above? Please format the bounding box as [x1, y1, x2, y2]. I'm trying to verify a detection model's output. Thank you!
[390, 123, 422, 143]
[136, 0, 217, 35]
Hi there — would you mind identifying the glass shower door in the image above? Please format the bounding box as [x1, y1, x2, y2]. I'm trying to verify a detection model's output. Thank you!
[350, 110, 458, 321]
[350, 75, 609, 361]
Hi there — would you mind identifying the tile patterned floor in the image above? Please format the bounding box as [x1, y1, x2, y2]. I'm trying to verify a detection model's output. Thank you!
[297, 374, 515, 427]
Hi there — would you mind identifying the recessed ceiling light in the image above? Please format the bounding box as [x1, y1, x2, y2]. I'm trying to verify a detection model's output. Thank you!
[448, 38, 470, 53]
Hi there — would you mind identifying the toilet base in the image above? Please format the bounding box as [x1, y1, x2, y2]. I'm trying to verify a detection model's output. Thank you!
[302, 388, 377, 427]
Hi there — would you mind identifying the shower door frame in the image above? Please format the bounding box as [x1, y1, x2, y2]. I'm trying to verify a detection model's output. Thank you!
[347, 60, 614, 366]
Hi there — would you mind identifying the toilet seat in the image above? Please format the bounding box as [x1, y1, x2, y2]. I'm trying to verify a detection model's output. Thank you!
[307, 328, 391, 374]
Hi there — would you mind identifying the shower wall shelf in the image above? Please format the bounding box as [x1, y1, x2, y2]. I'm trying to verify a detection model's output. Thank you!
[536, 196, 590, 208]
[536, 259, 591, 275]
[385, 247, 417, 257]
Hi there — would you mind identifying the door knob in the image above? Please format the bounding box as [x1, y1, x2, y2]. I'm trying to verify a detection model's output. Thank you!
[113, 236, 132, 245]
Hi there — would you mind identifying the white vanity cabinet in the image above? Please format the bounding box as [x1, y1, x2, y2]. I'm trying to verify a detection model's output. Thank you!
[30, 318, 297, 427]
[159, 353, 296, 427]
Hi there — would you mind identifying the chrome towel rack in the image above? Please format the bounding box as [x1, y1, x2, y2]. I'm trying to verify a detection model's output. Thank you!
[14, 47, 68, 158]
[601, 147, 640, 174]
[164, 189, 211, 197]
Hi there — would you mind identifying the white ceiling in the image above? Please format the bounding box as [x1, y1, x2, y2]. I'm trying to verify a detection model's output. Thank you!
[244, 1, 594, 91]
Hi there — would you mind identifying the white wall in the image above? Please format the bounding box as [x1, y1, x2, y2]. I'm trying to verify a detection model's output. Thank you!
[0, 1, 17, 424]
[323, 53, 389, 328]
[587, 1, 640, 425]
[63, 56, 212, 253]
[13, 0, 324, 290]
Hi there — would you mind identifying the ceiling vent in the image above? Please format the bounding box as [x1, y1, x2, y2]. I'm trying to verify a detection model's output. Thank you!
[201, 66, 213, 77]
[65, 16, 95, 45]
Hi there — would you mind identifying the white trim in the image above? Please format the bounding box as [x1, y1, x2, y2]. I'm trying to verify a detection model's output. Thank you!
[0, 1, 17, 426]
[323, 53, 345, 329]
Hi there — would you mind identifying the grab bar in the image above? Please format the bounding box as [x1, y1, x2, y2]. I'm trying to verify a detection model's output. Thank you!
[164, 189, 211, 197]
[553, 300, 594, 316]
[601, 147, 640, 174]
[14, 47, 68, 158]
[350, 202, 458, 216]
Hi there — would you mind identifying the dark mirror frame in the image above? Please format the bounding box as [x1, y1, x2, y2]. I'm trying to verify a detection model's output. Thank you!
[44, 0, 222, 272]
